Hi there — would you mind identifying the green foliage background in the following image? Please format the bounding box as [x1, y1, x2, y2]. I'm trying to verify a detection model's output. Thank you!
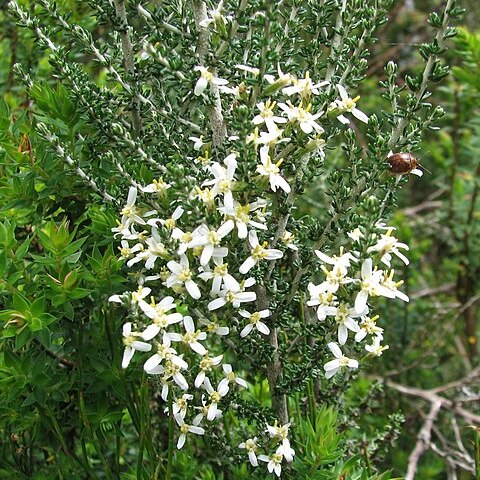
[0, 0, 479, 478]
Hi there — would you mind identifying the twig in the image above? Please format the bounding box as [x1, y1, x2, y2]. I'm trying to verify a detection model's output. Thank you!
[405, 400, 442, 480]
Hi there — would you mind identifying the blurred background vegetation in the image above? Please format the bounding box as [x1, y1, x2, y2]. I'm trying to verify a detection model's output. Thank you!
[0, 0, 479, 478]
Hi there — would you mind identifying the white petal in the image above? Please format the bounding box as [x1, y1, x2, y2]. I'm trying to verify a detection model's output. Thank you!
[142, 325, 161, 341]
[183, 316, 195, 332]
[239, 256, 256, 274]
[185, 280, 201, 299]
[327, 342, 342, 358]
[122, 347, 134, 369]
[240, 324, 253, 337]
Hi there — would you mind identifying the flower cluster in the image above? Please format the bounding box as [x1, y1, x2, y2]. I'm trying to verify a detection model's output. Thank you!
[306, 225, 410, 379]
[110, 61, 407, 472]
[239, 423, 295, 478]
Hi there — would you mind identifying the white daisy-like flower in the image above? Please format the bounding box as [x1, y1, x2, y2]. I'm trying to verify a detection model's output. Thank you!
[188, 135, 204, 151]
[203, 378, 229, 421]
[239, 437, 259, 467]
[121, 322, 152, 368]
[198, 258, 240, 294]
[348, 227, 364, 243]
[258, 451, 284, 477]
[329, 84, 369, 124]
[253, 100, 287, 133]
[174, 414, 205, 449]
[282, 71, 328, 98]
[202, 153, 238, 206]
[381, 270, 409, 302]
[167, 393, 193, 420]
[281, 230, 298, 250]
[324, 342, 359, 379]
[218, 364, 248, 391]
[139, 296, 183, 340]
[332, 303, 364, 345]
[367, 227, 409, 266]
[306, 283, 338, 321]
[365, 336, 389, 356]
[239, 230, 283, 274]
[354, 259, 395, 313]
[143, 332, 188, 373]
[354, 315, 384, 342]
[218, 198, 268, 238]
[194, 66, 229, 96]
[278, 101, 324, 134]
[188, 220, 235, 266]
[207, 278, 257, 311]
[166, 255, 201, 299]
[120, 187, 146, 226]
[257, 145, 291, 194]
[169, 316, 207, 355]
[239, 309, 271, 337]
[194, 352, 224, 388]
[142, 178, 171, 195]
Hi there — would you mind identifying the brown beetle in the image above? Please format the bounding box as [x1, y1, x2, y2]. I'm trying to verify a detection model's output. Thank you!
[387, 152, 423, 176]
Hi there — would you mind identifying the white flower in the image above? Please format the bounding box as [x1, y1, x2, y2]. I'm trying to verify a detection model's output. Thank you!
[199, 318, 230, 336]
[239, 309, 271, 337]
[147, 357, 189, 392]
[207, 278, 257, 311]
[152, 205, 184, 230]
[143, 332, 188, 373]
[257, 145, 291, 194]
[258, 452, 284, 477]
[143, 227, 169, 269]
[382, 270, 409, 303]
[121, 322, 152, 368]
[330, 84, 369, 124]
[198, 1, 232, 28]
[194, 66, 228, 96]
[332, 303, 363, 345]
[169, 316, 207, 356]
[355, 315, 384, 342]
[253, 100, 287, 133]
[348, 227, 364, 243]
[202, 153, 238, 206]
[166, 255, 201, 299]
[239, 230, 283, 274]
[278, 101, 324, 134]
[174, 414, 205, 449]
[239, 437, 259, 467]
[109, 285, 151, 305]
[198, 258, 240, 294]
[307, 283, 338, 321]
[188, 220, 234, 266]
[282, 71, 328, 97]
[281, 230, 298, 250]
[235, 64, 260, 76]
[218, 364, 248, 391]
[365, 336, 389, 356]
[203, 377, 229, 421]
[168, 393, 193, 420]
[354, 259, 395, 313]
[218, 198, 268, 238]
[139, 296, 183, 341]
[188, 135, 204, 151]
[367, 228, 409, 267]
[267, 422, 291, 442]
[195, 353, 224, 388]
[315, 248, 354, 271]
[247, 125, 287, 147]
[120, 187, 146, 226]
[324, 342, 359, 379]
[142, 178, 171, 195]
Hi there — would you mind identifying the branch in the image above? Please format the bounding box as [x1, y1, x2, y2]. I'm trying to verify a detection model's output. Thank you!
[405, 400, 442, 480]
[113, 0, 142, 134]
[192, 0, 227, 147]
